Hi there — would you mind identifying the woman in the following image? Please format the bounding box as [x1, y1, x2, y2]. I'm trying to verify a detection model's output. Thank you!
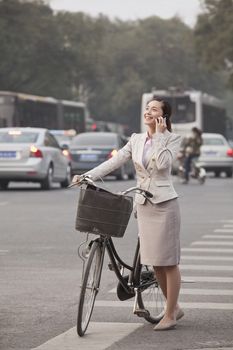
[73, 97, 183, 331]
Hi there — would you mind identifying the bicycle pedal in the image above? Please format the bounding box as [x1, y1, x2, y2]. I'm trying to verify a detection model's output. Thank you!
[134, 308, 149, 317]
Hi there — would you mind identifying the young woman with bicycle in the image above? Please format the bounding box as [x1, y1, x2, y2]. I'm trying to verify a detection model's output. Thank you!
[73, 97, 184, 331]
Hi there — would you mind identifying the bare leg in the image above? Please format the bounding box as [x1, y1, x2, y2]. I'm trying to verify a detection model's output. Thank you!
[154, 266, 181, 310]
[154, 266, 167, 299]
[154, 265, 181, 328]
[164, 265, 181, 320]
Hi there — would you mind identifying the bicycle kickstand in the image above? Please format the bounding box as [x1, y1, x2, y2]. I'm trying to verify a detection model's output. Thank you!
[133, 288, 149, 318]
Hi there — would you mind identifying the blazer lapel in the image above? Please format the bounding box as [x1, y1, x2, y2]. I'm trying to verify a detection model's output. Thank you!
[137, 132, 148, 169]
[145, 130, 170, 169]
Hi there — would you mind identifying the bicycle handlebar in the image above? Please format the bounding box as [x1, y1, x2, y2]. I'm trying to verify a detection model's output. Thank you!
[69, 175, 153, 201]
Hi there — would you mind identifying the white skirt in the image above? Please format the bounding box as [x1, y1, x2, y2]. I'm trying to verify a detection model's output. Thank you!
[137, 198, 181, 266]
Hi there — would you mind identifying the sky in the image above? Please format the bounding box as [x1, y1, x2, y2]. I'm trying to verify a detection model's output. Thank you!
[49, 0, 202, 27]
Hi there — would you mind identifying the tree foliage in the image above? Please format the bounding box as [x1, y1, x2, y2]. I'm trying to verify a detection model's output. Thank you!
[195, 0, 233, 88]
[0, 0, 229, 132]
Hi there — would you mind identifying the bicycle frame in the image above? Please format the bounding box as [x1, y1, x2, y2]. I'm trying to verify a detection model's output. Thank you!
[81, 234, 155, 297]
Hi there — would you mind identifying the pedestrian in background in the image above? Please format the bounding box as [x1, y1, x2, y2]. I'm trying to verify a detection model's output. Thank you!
[181, 127, 203, 184]
[73, 97, 184, 331]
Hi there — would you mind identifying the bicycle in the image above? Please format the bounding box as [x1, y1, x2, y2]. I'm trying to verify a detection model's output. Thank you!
[177, 150, 206, 184]
[71, 175, 165, 337]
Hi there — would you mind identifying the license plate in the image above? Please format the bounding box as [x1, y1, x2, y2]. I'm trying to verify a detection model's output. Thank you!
[0, 151, 17, 159]
[80, 154, 98, 162]
[203, 151, 217, 156]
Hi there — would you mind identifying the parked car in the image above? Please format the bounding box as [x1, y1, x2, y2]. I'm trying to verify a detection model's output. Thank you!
[69, 132, 135, 180]
[0, 127, 72, 189]
[50, 129, 76, 148]
[197, 133, 233, 177]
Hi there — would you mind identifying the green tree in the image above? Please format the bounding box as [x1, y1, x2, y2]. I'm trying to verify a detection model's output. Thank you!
[0, 0, 72, 97]
[195, 0, 233, 88]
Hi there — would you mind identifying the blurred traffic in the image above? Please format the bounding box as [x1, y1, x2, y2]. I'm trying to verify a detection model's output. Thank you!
[0, 127, 72, 190]
[69, 132, 135, 180]
[197, 133, 233, 178]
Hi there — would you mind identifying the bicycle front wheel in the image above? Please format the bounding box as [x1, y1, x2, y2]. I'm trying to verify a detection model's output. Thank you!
[136, 265, 165, 324]
[77, 241, 103, 336]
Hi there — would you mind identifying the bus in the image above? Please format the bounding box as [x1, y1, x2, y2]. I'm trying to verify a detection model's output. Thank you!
[0, 91, 88, 133]
[141, 89, 231, 138]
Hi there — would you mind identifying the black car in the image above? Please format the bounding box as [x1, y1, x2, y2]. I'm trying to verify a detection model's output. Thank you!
[70, 132, 135, 180]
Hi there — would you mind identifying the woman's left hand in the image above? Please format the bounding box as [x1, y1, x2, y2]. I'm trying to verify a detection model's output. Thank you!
[156, 116, 167, 133]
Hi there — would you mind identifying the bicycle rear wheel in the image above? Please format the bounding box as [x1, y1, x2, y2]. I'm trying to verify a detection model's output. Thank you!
[136, 265, 165, 324]
[77, 241, 103, 336]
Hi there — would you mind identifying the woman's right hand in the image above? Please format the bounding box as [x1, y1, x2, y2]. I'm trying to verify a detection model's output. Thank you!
[72, 175, 82, 184]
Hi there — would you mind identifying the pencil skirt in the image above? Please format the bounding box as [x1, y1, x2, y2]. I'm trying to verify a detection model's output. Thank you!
[137, 198, 181, 267]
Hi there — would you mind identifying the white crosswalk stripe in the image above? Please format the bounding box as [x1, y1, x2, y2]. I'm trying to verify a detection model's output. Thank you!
[214, 229, 233, 233]
[182, 248, 233, 252]
[32, 322, 143, 350]
[94, 300, 233, 310]
[0, 250, 9, 254]
[192, 241, 233, 246]
[180, 264, 233, 271]
[181, 255, 233, 261]
[202, 235, 233, 239]
[220, 220, 233, 223]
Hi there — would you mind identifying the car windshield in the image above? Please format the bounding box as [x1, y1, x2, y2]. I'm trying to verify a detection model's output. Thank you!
[203, 138, 225, 146]
[0, 131, 39, 143]
[71, 134, 117, 147]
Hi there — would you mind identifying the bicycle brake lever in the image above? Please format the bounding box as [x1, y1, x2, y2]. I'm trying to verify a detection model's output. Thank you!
[144, 190, 153, 198]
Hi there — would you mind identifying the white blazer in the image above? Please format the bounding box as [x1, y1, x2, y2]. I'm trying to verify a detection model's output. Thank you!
[86, 130, 181, 204]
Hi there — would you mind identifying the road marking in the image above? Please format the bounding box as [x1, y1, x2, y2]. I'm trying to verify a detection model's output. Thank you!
[214, 229, 233, 233]
[94, 300, 233, 310]
[181, 255, 233, 261]
[179, 288, 233, 296]
[181, 264, 233, 271]
[182, 248, 233, 253]
[202, 235, 233, 239]
[192, 241, 233, 246]
[109, 275, 233, 295]
[0, 201, 8, 206]
[32, 322, 143, 350]
[0, 250, 9, 254]
[223, 224, 233, 228]
[109, 287, 233, 296]
[181, 276, 233, 282]
[220, 220, 233, 223]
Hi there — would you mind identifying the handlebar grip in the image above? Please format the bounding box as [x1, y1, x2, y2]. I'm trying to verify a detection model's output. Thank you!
[144, 190, 153, 198]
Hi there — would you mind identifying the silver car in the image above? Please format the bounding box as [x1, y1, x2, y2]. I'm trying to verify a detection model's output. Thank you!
[197, 133, 233, 177]
[0, 127, 72, 189]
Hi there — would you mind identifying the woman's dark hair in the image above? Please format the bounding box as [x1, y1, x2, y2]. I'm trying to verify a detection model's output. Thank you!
[147, 96, 172, 132]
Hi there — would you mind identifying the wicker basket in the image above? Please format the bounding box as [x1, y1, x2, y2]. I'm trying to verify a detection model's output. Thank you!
[75, 184, 133, 238]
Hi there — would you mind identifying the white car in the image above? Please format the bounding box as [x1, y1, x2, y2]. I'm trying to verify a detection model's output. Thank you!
[0, 127, 72, 189]
[197, 133, 233, 177]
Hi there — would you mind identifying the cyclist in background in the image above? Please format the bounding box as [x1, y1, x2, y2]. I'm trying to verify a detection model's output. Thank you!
[181, 127, 203, 184]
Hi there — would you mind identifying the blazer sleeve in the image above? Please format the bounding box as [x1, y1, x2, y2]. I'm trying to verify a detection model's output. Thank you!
[84, 134, 135, 181]
[153, 133, 181, 170]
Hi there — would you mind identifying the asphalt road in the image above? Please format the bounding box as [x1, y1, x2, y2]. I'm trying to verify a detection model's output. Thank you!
[0, 176, 233, 350]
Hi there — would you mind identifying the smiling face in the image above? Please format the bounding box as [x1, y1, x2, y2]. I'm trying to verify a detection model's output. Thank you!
[144, 100, 164, 127]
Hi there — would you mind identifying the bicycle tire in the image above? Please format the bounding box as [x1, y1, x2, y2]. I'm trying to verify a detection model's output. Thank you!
[136, 264, 165, 324]
[77, 241, 103, 336]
